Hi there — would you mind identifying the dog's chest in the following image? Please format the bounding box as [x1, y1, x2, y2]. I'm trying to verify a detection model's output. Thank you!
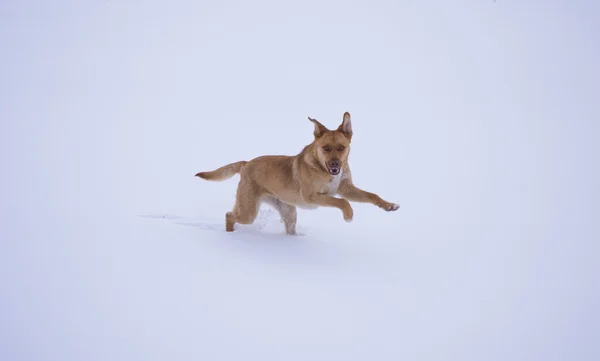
[318, 172, 343, 195]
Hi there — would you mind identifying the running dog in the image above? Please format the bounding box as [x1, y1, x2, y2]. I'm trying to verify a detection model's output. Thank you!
[195, 112, 399, 235]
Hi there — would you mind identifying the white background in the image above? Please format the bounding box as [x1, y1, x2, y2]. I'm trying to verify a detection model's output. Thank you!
[1, 1, 599, 360]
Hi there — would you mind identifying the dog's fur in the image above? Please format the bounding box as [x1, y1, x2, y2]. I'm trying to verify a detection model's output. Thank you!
[195, 112, 399, 235]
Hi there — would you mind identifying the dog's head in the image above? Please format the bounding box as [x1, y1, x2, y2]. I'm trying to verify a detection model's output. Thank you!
[307, 112, 353, 176]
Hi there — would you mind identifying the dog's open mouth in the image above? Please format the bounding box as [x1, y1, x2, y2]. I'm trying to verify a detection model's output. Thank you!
[328, 167, 340, 175]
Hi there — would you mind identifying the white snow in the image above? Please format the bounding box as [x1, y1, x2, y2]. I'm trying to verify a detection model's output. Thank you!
[1, 1, 599, 361]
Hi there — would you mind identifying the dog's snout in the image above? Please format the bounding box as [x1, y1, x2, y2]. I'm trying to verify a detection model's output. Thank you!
[330, 159, 340, 169]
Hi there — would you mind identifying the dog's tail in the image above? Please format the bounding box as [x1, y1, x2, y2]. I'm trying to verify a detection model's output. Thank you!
[195, 161, 247, 181]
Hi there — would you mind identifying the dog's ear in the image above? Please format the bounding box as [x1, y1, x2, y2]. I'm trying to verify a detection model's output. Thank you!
[308, 117, 329, 138]
[337, 112, 353, 140]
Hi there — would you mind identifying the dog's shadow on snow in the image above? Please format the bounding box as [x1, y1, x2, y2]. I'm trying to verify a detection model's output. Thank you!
[139, 211, 349, 267]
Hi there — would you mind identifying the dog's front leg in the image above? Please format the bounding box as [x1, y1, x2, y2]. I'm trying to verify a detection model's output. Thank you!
[338, 182, 399, 212]
[304, 193, 354, 222]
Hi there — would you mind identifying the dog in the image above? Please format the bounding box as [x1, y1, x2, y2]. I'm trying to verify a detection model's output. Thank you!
[195, 112, 399, 235]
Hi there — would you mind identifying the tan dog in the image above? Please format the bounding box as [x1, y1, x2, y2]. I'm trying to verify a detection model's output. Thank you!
[195, 112, 399, 235]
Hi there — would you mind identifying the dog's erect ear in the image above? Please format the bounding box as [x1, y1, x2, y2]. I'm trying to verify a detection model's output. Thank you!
[308, 116, 329, 138]
[337, 112, 353, 140]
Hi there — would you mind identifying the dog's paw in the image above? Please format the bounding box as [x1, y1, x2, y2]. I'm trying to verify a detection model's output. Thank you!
[344, 212, 353, 222]
[381, 202, 400, 212]
[343, 208, 354, 222]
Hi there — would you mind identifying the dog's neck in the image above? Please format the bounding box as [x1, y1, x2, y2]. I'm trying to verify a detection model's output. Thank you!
[322, 169, 344, 195]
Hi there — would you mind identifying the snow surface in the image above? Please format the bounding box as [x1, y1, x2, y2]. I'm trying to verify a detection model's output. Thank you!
[1, 1, 599, 360]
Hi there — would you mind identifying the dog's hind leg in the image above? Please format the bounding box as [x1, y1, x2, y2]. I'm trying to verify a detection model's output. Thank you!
[280, 203, 298, 235]
[263, 196, 298, 235]
[225, 212, 236, 232]
[226, 180, 262, 232]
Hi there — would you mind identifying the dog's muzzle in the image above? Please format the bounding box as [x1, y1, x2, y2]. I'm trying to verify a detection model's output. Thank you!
[327, 159, 341, 175]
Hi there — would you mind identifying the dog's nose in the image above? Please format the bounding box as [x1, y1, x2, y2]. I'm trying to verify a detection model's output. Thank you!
[330, 159, 340, 169]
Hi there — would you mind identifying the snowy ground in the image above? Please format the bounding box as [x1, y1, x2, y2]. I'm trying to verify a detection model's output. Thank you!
[1, 1, 599, 360]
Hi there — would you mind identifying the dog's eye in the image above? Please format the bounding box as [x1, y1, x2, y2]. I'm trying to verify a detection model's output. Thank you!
[337, 146, 345, 151]
[322, 145, 331, 152]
